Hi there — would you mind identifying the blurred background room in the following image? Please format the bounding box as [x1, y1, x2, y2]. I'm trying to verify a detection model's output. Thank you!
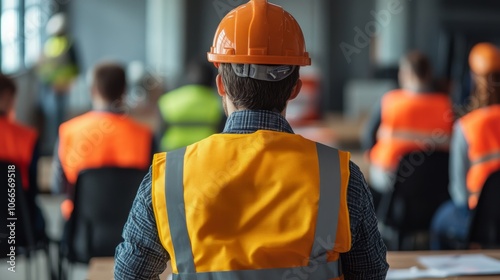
[1, 0, 500, 279]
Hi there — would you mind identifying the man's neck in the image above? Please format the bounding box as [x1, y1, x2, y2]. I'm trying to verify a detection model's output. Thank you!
[225, 97, 287, 118]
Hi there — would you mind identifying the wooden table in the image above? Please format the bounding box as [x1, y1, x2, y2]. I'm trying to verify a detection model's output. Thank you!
[388, 250, 500, 279]
[87, 258, 171, 280]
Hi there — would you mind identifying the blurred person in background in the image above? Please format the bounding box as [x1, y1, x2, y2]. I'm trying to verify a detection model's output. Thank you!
[36, 13, 80, 155]
[0, 74, 46, 242]
[115, 0, 388, 279]
[157, 60, 224, 151]
[363, 51, 454, 207]
[431, 42, 500, 249]
[52, 62, 156, 220]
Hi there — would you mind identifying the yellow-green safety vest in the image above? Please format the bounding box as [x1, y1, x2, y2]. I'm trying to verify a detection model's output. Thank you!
[158, 85, 222, 151]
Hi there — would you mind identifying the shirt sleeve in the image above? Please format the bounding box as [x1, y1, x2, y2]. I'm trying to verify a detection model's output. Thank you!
[29, 140, 40, 194]
[341, 161, 389, 280]
[115, 168, 169, 280]
[51, 139, 70, 194]
[448, 122, 470, 208]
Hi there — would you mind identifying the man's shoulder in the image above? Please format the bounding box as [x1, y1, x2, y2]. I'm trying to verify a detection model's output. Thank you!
[121, 116, 152, 135]
[5, 121, 38, 139]
[346, 160, 369, 195]
[62, 112, 151, 135]
[60, 112, 94, 129]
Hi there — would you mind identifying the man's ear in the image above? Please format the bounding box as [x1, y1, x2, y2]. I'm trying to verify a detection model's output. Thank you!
[288, 79, 302, 101]
[216, 74, 226, 97]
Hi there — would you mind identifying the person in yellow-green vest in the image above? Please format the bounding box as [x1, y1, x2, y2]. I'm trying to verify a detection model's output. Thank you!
[36, 13, 80, 154]
[115, 1, 388, 279]
[157, 60, 224, 151]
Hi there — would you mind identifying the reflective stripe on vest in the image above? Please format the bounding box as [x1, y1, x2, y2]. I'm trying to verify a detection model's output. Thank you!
[471, 151, 500, 166]
[377, 128, 451, 148]
[164, 143, 343, 279]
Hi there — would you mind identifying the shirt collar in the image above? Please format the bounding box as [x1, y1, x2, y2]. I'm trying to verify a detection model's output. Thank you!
[92, 107, 126, 114]
[222, 110, 294, 134]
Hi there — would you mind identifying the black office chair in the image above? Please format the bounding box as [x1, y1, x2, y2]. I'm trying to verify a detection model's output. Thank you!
[467, 170, 500, 249]
[0, 161, 55, 280]
[377, 151, 451, 250]
[59, 167, 147, 280]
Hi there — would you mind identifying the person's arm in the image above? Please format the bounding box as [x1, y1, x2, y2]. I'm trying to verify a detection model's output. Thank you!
[51, 139, 70, 194]
[341, 162, 389, 280]
[448, 122, 470, 208]
[361, 101, 382, 153]
[29, 140, 40, 195]
[115, 168, 169, 280]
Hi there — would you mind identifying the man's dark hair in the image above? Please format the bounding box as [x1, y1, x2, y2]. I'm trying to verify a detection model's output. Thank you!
[471, 72, 500, 110]
[401, 51, 432, 81]
[0, 74, 16, 97]
[219, 63, 300, 112]
[93, 62, 126, 102]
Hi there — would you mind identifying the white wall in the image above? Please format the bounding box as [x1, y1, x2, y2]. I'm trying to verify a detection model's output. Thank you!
[146, 0, 185, 88]
[68, 0, 146, 72]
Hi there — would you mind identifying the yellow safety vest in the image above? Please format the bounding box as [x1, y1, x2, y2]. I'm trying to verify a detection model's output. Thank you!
[37, 36, 79, 86]
[152, 131, 352, 279]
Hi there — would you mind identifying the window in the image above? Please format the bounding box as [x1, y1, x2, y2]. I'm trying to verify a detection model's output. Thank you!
[1, 0, 21, 73]
[1, 0, 50, 73]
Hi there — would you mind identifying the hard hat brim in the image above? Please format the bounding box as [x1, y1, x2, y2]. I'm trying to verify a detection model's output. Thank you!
[207, 53, 311, 66]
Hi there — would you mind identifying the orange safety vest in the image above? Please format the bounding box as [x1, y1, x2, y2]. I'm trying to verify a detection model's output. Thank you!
[459, 105, 500, 209]
[59, 111, 152, 184]
[0, 117, 38, 190]
[152, 132, 352, 279]
[370, 90, 454, 171]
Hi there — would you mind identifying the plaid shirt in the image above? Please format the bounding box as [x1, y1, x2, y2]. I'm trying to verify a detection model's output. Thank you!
[115, 110, 389, 280]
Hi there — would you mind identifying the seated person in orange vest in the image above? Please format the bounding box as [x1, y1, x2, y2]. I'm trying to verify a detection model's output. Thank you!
[430, 43, 500, 249]
[0, 74, 46, 241]
[52, 62, 155, 220]
[363, 51, 453, 198]
[115, 1, 388, 279]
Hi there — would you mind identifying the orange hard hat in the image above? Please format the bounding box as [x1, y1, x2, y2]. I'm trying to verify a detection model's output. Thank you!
[469, 43, 500, 76]
[207, 0, 311, 66]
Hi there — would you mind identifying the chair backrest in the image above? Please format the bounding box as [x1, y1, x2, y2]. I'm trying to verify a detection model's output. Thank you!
[468, 170, 500, 248]
[380, 151, 451, 232]
[0, 161, 36, 256]
[66, 167, 147, 263]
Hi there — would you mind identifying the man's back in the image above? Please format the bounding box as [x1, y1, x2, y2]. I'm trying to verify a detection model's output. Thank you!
[153, 131, 351, 271]
[116, 110, 388, 280]
[370, 89, 453, 171]
[58, 111, 152, 184]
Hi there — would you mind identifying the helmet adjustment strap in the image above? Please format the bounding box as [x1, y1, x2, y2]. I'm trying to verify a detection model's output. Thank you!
[231, 64, 295, 82]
